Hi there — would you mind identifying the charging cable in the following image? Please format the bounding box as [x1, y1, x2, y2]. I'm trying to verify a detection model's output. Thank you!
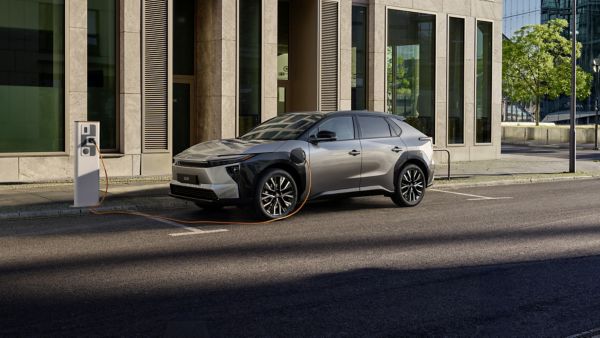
[89, 143, 312, 225]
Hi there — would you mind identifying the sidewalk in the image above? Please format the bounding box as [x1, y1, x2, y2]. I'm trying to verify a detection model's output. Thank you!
[0, 177, 192, 220]
[433, 143, 600, 187]
[1, 143, 599, 220]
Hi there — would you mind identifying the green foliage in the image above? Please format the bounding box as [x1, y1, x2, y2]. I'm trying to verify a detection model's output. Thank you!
[503, 19, 592, 125]
[386, 49, 415, 117]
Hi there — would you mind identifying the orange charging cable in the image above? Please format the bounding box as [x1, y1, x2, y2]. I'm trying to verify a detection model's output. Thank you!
[89, 143, 312, 225]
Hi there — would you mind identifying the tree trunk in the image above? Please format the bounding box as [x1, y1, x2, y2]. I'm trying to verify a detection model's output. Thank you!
[535, 99, 540, 127]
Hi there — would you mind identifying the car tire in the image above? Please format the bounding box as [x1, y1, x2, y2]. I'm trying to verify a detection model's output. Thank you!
[254, 168, 298, 220]
[391, 164, 426, 207]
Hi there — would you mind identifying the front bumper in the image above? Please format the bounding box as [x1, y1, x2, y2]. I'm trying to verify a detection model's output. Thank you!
[170, 162, 241, 204]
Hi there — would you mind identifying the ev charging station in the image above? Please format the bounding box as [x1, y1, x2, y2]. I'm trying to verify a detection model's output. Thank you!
[74, 121, 100, 207]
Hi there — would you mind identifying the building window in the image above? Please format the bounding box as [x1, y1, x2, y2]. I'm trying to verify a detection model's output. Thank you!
[88, 0, 117, 151]
[387, 9, 436, 139]
[476, 20, 493, 143]
[173, 0, 194, 77]
[239, 0, 261, 135]
[277, 0, 289, 115]
[0, 0, 65, 153]
[448, 17, 465, 144]
[352, 5, 367, 110]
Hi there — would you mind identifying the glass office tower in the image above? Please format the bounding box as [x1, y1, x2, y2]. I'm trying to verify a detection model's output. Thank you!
[503, 0, 542, 38]
[503, 0, 600, 122]
[540, 0, 600, 121]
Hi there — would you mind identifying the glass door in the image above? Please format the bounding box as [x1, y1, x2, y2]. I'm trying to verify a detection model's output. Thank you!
[172, 80, 194, 155]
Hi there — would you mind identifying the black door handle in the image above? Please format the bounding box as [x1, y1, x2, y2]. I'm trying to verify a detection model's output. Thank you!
[348, 150, 361, 156]
[391, 146, 403, 153]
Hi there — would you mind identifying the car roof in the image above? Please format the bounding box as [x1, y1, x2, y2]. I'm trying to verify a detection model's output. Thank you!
[286, 111, 405, 120]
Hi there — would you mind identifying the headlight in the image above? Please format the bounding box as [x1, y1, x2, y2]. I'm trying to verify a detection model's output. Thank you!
[206, 154, 255, 167]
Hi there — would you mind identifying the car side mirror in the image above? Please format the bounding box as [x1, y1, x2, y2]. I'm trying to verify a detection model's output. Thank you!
[310, 130, 337, 144]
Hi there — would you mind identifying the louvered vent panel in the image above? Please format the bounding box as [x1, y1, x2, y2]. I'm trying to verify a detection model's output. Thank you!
[143, 0, 169, 151]
[321, 1, 338, 112]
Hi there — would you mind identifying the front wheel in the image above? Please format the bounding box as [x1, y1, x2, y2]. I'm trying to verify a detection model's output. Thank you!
[391, 164, 426, 207]
[254, 169, 298, 220]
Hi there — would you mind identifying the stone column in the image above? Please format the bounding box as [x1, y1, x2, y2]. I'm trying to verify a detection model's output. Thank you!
[339, 0, 352, 110]
[120, 0, 142, 174]
[435, 10, 448, 148]
[68, 0, 88, 156]
[263, 0, 278, 121]
[368, 1, 385, 112]
[196, 0, 237, 141]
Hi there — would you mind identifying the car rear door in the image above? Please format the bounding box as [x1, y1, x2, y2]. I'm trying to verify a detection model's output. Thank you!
[308, 116, 362, 197]
[357, 115, 406, 192]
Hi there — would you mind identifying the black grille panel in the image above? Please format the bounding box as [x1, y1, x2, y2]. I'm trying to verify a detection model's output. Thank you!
[177, 160, 210, 168]
[170, 184, 218, 201]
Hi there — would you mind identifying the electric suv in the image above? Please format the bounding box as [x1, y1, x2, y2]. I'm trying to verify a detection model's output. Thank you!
[170, 111, 434, 219]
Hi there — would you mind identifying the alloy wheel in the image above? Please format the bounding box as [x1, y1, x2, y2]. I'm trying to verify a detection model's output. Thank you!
[400, 167, 424, 203]
[260, 174, 297, 217]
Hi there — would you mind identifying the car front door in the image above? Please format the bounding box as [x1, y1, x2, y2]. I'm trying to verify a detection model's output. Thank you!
[357, 115, 405, 192]
[308, 116, 362, 197]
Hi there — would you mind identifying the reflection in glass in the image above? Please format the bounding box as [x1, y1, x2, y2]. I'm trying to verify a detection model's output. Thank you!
[352, 6, 367, 110]
[173, 83, 191, 155]
[278, 0, 289, 82]
[277, 0, 289, 115]
[239, 0, 262, 135]
[317, 117, 354, 141]
[173, 0, 195, 76]
[241, 113, 323, 141]
[0, 0, 65, 152]
[88, 0, 117, 150]
[476, 21, 492, 143]
[387, 9, 436, 139]
[448, 17, 464, 144]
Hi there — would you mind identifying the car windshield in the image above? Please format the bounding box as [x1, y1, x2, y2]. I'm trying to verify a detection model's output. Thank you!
[240, 113, 324, 141]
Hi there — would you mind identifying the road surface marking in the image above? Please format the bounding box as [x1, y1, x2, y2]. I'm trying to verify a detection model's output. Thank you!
[429, 189, 512, 201]
[169, 229, 229, 237]
[147, 216, 229, 237]
[565, 327, 600, 338]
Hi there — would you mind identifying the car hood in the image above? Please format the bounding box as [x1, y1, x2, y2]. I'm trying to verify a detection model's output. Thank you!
[174, 139, 285, 160]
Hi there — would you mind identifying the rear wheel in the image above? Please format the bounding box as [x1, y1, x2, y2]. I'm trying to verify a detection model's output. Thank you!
[391, 164, 426, 207]
[254, 169, 298, 220]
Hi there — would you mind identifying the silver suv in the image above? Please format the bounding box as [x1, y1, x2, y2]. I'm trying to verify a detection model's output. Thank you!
[171, 111, 434, 219]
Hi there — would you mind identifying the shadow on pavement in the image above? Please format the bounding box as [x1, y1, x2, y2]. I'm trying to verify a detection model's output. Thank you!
[1, 254, 600, 337]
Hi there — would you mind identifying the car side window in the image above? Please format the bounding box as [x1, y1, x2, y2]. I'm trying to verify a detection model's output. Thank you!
[387, 118, 402, 136]
[358, 116, 392, 139]
[316, 116, 355, 141]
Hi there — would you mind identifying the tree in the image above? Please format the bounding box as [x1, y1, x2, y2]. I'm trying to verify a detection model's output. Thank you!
[503, 19, 592, 126]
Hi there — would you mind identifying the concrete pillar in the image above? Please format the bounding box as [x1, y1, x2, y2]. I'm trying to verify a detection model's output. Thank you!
[339, 0, 352, 110]
[68, 0, 88, 156]
[120, 0, 142, 174]
[196, 0, 237, 141]
[263, 0, 278, 121]
[368, 2, 385, 112]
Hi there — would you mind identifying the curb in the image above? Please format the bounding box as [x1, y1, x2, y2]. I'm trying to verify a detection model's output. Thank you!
[433, 174, 595, 189]
[0, 197, 194, 221]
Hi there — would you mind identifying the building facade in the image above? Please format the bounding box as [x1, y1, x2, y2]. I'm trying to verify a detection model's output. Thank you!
[0, 0, 503, 183]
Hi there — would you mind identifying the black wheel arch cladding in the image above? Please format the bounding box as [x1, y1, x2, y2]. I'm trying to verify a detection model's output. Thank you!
[393, 151, 430, 189]
[238, 151, 307, 200]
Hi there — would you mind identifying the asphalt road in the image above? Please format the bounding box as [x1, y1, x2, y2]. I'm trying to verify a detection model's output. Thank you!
[2, 180, 600, 337]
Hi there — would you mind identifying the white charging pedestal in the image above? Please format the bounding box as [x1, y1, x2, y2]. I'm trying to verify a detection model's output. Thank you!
[74, 121, 100, 207]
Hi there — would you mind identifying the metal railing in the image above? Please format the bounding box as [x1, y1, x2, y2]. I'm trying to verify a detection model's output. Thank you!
[433, 148, 451, 180]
